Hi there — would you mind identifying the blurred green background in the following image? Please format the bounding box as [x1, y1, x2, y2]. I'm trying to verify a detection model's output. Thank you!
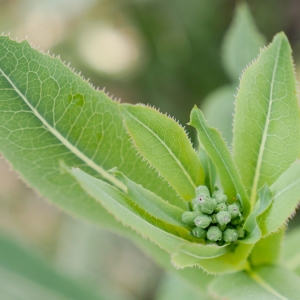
[1, 0, 300, 299]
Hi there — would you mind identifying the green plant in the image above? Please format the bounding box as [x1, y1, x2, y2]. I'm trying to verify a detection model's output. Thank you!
[1, 3, 300, 299]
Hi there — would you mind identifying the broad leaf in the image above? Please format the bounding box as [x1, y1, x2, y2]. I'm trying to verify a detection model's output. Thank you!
[233, 33, 300, 208]
[241, 185, 273, 244]
[209, 265, 300, 300]
[0, 35, 183, 232]
[259, 161, 300, 236]
[196, 243, 254, 275]
[283, 228, 300, 274]
[249, 228, 284, 267]
[120, 104, 204, 200]
[190, 107, 249, 216]
[222, 2, 266, 82]
[156, 274, 211, 300]
[0, 235, 105, 300]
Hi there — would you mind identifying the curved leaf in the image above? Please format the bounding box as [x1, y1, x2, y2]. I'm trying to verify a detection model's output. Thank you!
[120, 104, 204, 200]
[283, 228, 300, 274]
[209, 265, 300, 300]
[190, 107, 249, 216]
[233, 33, 300, 208]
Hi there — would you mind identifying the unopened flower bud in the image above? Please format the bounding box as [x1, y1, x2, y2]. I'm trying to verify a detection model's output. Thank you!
[227, 204, 241, 218]
[194, 215, 212, 228]
[192, 227, 207, 239]
[223, 228, 238, 243]
[195, 185, 210, 197]
[194, 195, 216, 214]
[216, 203, 227, 212]
[213, 190, 227, 204]
[216, 211, 231, 226]
[231, 215, 244, 225]
[207, 226, 222, 242]
[236, 226, 245, 239]
[182, 211, 201, 226]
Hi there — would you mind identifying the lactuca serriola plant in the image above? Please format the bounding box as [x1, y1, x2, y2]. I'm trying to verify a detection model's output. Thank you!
[1, 24, 300, 299]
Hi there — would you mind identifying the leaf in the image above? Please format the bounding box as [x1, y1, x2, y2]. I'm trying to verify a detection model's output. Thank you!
[240, 184, 273, 244]
[222, 2, 266, 82]
[198, 147, 217, 195]
[189, 106, 250, 216]
[283, 228, 300, 274]
[0, 235, 105, 300]
[120, 104, 204, 200]
[172, 243, 229, 269]
[156, 274, 211, 300]
[0, 36, 184, 231]
[67, 166, 208, 253]
[233, 33, 300, 209]
[112, 169, 187, 227]
[209, 265, 300, 300]
[259, 161, 300, 236]
[249, 228, 285, 267]
[195, 243, 254, 275]
[201, 85, 236, 144]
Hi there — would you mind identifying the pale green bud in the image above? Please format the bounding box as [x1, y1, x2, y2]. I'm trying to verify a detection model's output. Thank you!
[194, 215, 212, 229]
[215, 203, 227, 212]
[231, 215, 244, 225]
[192, 227, 207, 239]
[194, 195, 216, 214]
[236, 226, 245, 239]
[223, 228, 238, 243]
[216, 211, 231, 226]
[227, 204, 241, 218]
[195, 185, 210, 197]
[182, 211, 201, 226]
[207, 226, 222, 242]
[213, 190, 227, 204]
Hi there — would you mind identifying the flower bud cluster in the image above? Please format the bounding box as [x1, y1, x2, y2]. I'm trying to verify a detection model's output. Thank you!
[182, 186, 245, 245]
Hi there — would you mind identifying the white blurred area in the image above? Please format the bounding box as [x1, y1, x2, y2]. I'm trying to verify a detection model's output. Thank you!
[2, 0, 143, 76]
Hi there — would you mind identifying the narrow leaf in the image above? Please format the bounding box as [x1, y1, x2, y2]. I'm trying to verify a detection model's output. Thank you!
[209, 265, 300, 300]
[241, 184, 273, 244]
[222, 2, 266, 82]
[259, 161, 300, 236]
[233, 33, 300, 208]
[190, 106, 250, 216]
[120, 104, 204, 200]
[112, 169, 187, 227]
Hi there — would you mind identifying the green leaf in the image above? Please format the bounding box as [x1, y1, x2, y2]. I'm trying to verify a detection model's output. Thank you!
[283, 228, 300, 274]
[189, 106, 250, 216]
[171, 243, 229, 269]
[156, 274, 211, 300]
[195, 243, 254, 275]
[249, 228, 285, 267]
[233, 33, 300, 209]
[259, 161, 300, 236]
[222, 2, 266, 82]
[68, 167, 231, 266]
[198, 147, 217, 195]
[241, 184, 273, 244]
[201, 85, 236, 144]
[209, 265, 300, 300]
[120, 104, 204, 200]
[0, 36, 183, 230]
[0, 235, 105, 300]
[112, 169, 187, 227]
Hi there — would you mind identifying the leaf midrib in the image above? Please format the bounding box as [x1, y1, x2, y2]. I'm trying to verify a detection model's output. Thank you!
[248, 270, 287, 300]
[249, 38, 282, 208]
[0, 67, 126, 192]
[125, 109, 197, 190]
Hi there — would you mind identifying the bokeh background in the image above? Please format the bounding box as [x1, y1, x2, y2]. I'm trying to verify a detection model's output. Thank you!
[1, 0, 300, 299]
